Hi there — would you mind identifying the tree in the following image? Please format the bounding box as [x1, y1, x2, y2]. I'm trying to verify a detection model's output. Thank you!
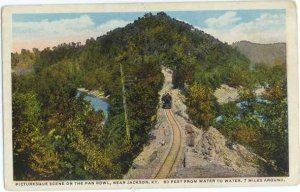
[261, 80, 288, 173]
[214, 79, 288, 175]
[13, 92, 60, 180]
[186, 83, 217, 129]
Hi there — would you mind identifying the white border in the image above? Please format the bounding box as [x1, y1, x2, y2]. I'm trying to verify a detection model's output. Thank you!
[1, 0, 299, 191]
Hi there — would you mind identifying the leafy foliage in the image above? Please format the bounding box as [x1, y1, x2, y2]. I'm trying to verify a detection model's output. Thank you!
[13, 92, 60, 180]
[214, 68, 288, 175]
[186, 83, 217, 129]
[11, 12, 288, 179]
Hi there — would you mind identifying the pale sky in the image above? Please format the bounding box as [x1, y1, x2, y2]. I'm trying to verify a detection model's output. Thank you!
[12, 9, 285, 52]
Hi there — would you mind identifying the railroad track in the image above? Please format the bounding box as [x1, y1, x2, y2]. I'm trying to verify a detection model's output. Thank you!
[155, 109, 182, 179]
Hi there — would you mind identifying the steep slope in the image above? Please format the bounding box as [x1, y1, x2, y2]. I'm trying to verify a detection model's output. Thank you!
[13, 12, 286, 180]
[232, 40, 286, 66]
[125, 68, 264, 179]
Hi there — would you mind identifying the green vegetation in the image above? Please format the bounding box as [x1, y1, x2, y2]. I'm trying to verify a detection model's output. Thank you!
[12, 49, 38, 75]
[186, 83, 217, 129]
[213, 65, 288, 175]
[12, 15, 165, 180]
[12, 12, 288, 179]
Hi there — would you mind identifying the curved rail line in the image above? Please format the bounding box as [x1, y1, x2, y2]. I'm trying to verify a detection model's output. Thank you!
[155, 109, 182, 179]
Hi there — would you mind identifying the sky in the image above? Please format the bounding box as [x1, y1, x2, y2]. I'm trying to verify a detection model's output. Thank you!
[12, 9, 285, 52]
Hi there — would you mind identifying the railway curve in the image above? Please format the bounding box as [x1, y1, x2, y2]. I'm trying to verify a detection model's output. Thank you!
[155, 109, 182, 178]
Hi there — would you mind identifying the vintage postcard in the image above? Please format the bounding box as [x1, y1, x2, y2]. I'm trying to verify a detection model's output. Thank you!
[2, 0, 299, 190]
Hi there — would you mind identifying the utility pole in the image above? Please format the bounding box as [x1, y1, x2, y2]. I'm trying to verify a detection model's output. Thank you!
[119, 62, 130, 142]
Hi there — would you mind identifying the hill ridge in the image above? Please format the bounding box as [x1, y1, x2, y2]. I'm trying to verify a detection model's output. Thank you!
[232, 40, 286, 66]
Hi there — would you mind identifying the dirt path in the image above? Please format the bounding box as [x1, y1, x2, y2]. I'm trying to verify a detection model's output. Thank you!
[155, 109, 182, 178]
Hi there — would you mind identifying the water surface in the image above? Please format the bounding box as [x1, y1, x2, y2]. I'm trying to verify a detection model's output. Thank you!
[77, 91, 109, 120]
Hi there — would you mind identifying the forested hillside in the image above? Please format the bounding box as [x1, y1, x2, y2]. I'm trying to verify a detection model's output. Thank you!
[12, 12, 288, 180]
[232, 41, 286, 66]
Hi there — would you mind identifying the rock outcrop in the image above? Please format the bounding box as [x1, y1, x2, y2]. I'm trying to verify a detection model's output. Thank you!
[125, 67, 266, 179]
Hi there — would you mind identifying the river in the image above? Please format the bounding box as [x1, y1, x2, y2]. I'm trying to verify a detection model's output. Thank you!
[77, 91, 110, 121]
